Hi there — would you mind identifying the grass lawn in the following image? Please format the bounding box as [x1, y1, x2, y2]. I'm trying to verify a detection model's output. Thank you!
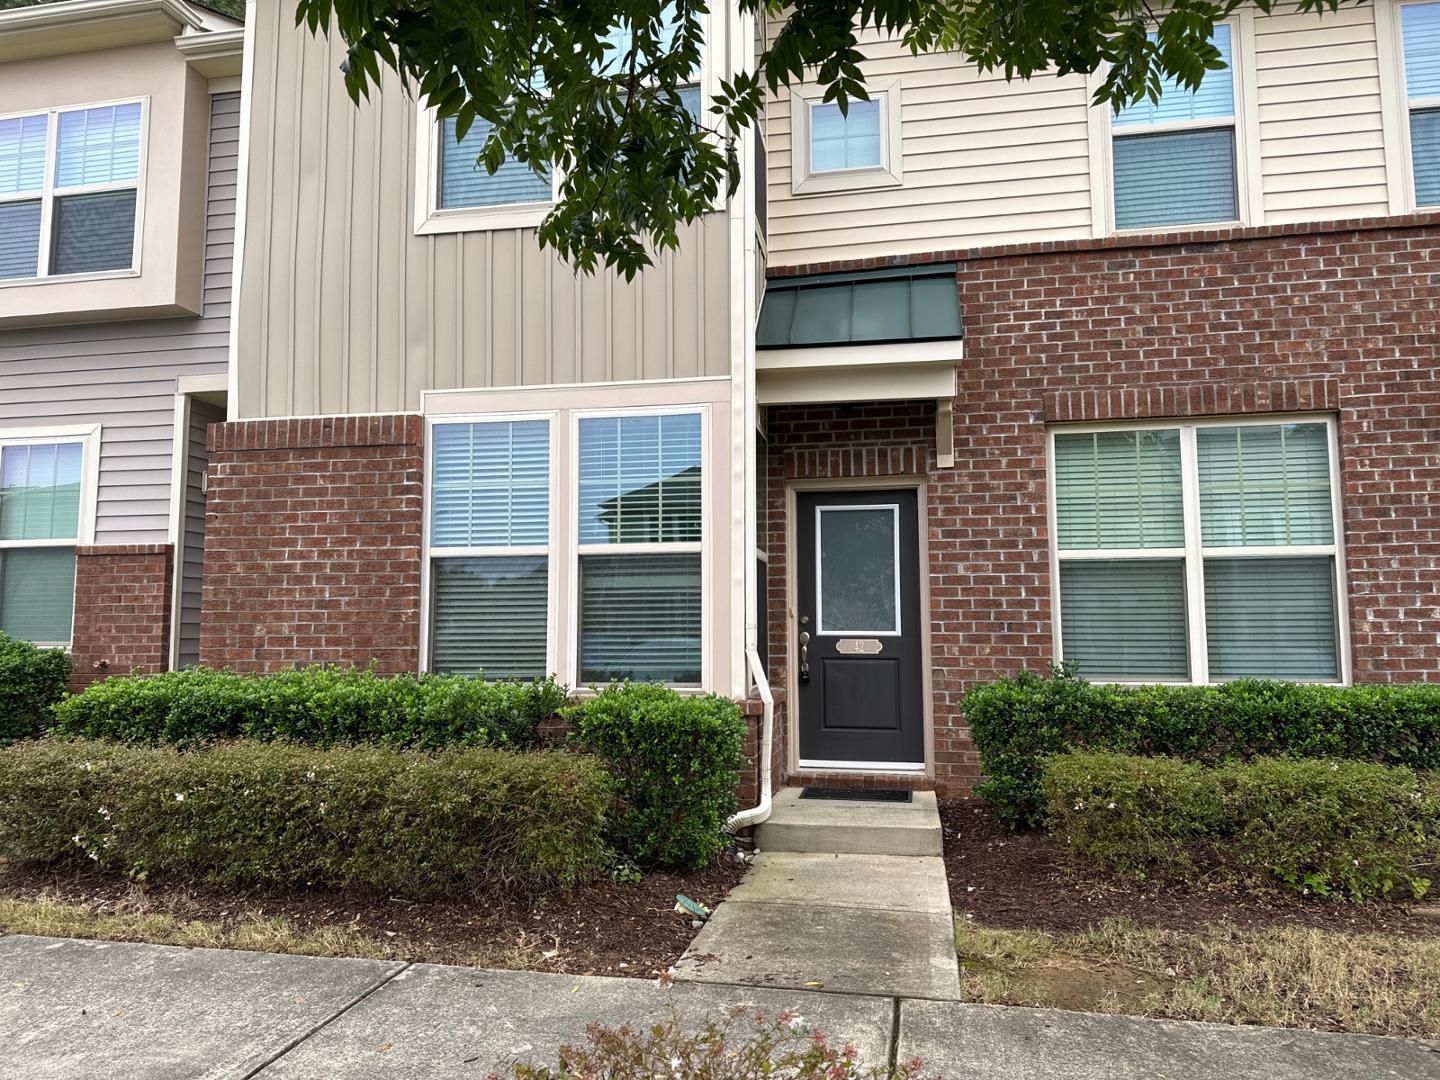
[942, 800, 1440, 1038]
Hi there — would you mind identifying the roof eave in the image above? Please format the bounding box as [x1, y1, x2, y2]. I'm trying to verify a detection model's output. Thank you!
[0, 0, 205, 63]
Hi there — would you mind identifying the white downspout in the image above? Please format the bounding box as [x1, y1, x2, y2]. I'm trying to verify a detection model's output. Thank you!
[727, 646, 773, 832]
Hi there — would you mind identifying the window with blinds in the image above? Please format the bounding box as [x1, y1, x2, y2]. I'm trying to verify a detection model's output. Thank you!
[438, 117, 553, 210]
[0, 440, 85, 645]
[1402, 1, 1440, 206]
[0, 101, 142, 281]
[1110, 24, 1238, 230]
[1052, 419, 1343, 684]
[577, 411, 703, 686]
[427, 419, 551, 680]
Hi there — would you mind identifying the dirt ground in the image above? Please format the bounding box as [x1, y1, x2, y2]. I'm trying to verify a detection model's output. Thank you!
[940, 798, 1439, 938]
[0, 855, 748, 979]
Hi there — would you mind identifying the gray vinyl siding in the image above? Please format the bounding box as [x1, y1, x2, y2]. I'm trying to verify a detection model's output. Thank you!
[0, 91, 238, 544]
[176, 397, 224, 667]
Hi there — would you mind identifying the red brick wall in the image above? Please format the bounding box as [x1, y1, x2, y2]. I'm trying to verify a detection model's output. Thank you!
[199, 415, 424, 673]
[766, 213, 1440, 795]
[70, 544, 173, 690]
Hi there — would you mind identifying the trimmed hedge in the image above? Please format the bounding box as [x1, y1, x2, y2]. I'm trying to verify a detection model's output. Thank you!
[1043, 751, 1439, 902]
[0, 738, 610, 896]
[566, 684, 746, 871]
[967, 668, 1440, 828]
[51, 667, 569, 750]
[0, 632, 71, 744]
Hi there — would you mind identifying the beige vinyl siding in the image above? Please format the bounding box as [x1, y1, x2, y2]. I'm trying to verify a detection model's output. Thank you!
[236, 0, 732, 420]
[765, 29, 1095, 264]
[0, 91, 239, 544]
[1255, 5, 1390, 222]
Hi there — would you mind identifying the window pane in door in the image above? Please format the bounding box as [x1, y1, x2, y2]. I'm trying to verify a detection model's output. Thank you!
[1054, 429, 1183, 549]
[1204, 556, 1338, 680]
[0, 547, 76, 644]
[0, 199, 41, 280]
[1, 442, 83, 541]
[818, 506, 897, 633]
[1197, 423, 1333, 547]
[1059, 558, 1189, 680]
[578, 553, 701, 684]
[430, 555, 548, 679]
[51, 189, 137, 274]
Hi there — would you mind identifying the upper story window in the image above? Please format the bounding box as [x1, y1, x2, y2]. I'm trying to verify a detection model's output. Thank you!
[1050, 417, 1345, 685]
[0, 430, 97, 648]
[1401, 1, 1440, 206]
[1109, 25, 1241, 231]
[790, 79, 902, 195]
[438, 118, 554, 211]
[0, 100, 144, 282]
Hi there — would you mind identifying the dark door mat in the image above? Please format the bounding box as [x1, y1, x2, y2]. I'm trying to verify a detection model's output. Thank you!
[799, 787, 912, 803]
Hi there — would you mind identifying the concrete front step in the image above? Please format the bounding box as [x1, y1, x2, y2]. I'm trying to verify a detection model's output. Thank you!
[756, 787, 943, 857]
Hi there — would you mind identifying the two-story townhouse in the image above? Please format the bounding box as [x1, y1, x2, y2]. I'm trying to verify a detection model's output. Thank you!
[215, 0, 1438, 801]
[0, 0, 244, 686]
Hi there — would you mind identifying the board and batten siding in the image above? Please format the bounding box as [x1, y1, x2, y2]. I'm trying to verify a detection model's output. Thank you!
[765, 6, 1399, 264]
[235, 0, 732, 420]
[0, 91, 239, 545]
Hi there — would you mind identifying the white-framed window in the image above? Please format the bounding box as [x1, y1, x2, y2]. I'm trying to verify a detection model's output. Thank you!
[414, 6, 716, 235]
[1099, 21, 1254, 232]
[1047, 416, 1347, 685]
[0, 99, 146, 283]
[790, 78, 903, 195]
[574, 407, 706, 687]
[1399, 0, 1440, 206]
[425, 414, 557, 679]
[0, 426, 99, 648]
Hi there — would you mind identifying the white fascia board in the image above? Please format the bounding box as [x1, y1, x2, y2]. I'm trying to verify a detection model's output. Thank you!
[756, 361, 958, 406]
[756, 338, 964, 372]
[0, 0, 204, 62]
[174, 25, 244, 78]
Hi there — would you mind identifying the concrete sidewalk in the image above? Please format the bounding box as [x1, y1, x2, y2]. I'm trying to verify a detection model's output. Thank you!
[1, 934, 1437, 1079]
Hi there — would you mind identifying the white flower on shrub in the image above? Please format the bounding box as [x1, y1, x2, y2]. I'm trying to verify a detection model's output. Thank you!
[97, 806, 110, 819]
[306, 768, 317, 781]
[1107, 802, 1117, 810]
[174, 792, 186, 802]
[70, 834, 83, 846]
[1074, 801, 1084, 811]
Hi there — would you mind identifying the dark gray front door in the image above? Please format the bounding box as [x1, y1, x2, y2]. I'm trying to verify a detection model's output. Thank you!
[795, 488, 924, 766]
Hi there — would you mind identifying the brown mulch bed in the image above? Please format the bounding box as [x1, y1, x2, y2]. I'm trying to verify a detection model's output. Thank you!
[941, 799, 1440, 937]
[0, 856, 747, 979]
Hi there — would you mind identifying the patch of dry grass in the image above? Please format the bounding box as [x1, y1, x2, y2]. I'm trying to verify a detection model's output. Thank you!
[0, 893, 537, 970]
[955, 917, 1440, 1038]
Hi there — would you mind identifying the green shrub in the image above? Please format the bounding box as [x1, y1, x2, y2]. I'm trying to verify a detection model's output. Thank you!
[0, 738, 610, 896]
[967, 667, 1440, 827]
[0, 632, 71, 743]
[1043, 751, 1439, 902]
[52, 667, 569, 750]
[565, 684, 746, 870]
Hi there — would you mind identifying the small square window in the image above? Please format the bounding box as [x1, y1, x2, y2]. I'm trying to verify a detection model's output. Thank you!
[790, 80, 903, 195]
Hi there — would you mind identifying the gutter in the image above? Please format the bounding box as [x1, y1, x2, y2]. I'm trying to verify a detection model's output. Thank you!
[727, 646, 774, 833]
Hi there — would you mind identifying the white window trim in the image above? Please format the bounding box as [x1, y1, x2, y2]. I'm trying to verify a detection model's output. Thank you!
[419, 411, 561, 680]
[813, 503, 902, 636]
[413, 8, 722, 236]
[1045, 413, 1350, 687]
[0, 97, 148, 287]
[1085, 13, 1262, 237]
[1376, 0, 1440, 212]
[568, 403, 711, 690]
[790, 77, 903, 195]
[0, 423, 101, 649]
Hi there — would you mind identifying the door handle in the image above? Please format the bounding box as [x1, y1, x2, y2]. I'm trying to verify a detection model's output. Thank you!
[799, 631, 810, 683]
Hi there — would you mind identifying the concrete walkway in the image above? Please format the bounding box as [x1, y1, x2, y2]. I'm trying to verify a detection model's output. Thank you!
[673, 789, 963, 1000]
[1, 934, 1437, 1078]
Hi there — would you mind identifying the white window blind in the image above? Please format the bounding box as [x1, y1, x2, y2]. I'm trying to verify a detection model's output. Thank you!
[1053, 419, 1342, 684]
[427, 419, 551, 680]
[439, 116, 553, 210]
[577, 411, 703, 685]
[1111, 24, 1238, 229]
[1403, 2, 1440, 205]
[0, 102, 142, 280]
[0, 440, 85, 645]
